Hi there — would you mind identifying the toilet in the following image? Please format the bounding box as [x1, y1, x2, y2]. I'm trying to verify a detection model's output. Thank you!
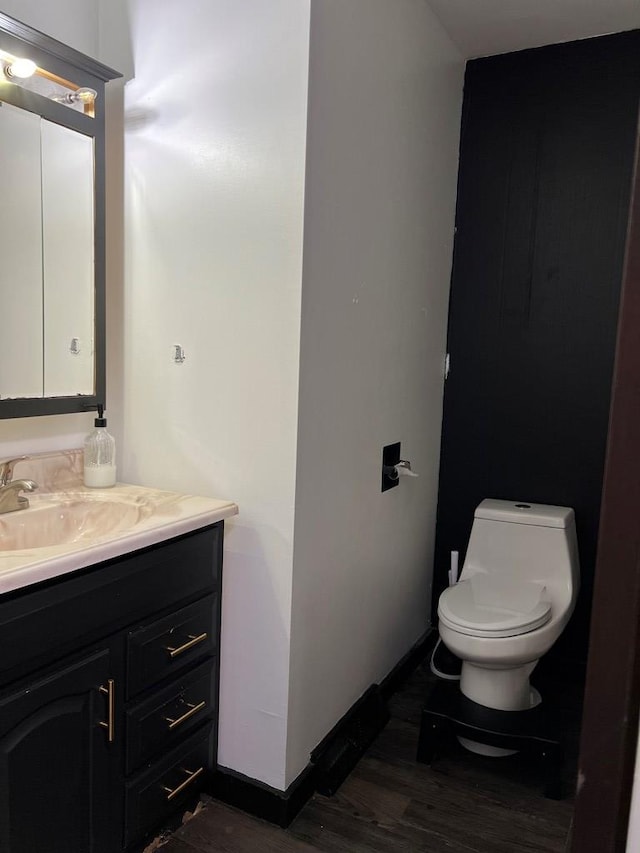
[437, 499, 579, 752]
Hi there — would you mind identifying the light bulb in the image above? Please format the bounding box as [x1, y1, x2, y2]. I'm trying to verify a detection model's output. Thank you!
[6, 58, 37, 78]
[74, 87, 97, 103]
[53, 87, 97, 105]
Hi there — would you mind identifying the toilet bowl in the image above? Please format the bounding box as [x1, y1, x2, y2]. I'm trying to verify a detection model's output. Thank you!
[437, 499, 579, 748]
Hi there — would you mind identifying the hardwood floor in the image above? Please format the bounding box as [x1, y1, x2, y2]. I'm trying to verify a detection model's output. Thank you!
[159, 662, 578, 853]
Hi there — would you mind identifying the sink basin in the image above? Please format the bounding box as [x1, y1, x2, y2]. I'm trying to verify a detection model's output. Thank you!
[0, 467, 238, 595]
[0, 492, 153, 551]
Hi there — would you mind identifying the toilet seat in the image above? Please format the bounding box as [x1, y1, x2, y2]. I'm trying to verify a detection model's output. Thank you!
[438, 574, 552, 638]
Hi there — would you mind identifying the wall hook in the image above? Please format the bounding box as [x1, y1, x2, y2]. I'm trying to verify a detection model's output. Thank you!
[173, 345, 186, 364]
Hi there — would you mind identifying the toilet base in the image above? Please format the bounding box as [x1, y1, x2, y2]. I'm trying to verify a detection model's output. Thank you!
[460, 661, 540, 711]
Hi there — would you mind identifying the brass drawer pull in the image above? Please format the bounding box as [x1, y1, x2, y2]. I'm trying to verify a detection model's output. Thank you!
[98, 679, 115, 743]
[162, 766, 204, 801]
[165, 632, 208, 659]
[165, 699, 207, 730]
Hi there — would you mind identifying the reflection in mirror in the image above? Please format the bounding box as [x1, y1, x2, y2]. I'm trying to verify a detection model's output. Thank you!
[0, 102, 43, 399]
[42, 121, 94, 397]
[0, 11, 120, 417]
[0, 107, 95, 400]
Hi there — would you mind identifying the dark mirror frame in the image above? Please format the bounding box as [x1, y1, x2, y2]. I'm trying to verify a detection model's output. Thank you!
[0, 12, 121, 419]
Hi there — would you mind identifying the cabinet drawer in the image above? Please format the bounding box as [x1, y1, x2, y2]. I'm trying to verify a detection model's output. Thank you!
[0, 525, 221, 686]
[124, 724, 212, 848]
[127, 596, 216, 698]
[126, 658, 215, 773]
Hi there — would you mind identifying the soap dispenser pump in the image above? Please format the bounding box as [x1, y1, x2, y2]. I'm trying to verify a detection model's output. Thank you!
[83, 404, 116, 488]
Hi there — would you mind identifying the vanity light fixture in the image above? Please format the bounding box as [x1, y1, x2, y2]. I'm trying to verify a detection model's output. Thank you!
[53, 87, 98, 105]
[4, 58, 37, 78]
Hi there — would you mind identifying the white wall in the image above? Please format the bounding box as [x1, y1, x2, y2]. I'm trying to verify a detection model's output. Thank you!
[1, 0, 98, 56]
[286, 0, 464, 784]
[5, 0, 463, 794]
[100, 0, 311, 790]
[0, 1, 98, 458]
[626, 725, 640, 851]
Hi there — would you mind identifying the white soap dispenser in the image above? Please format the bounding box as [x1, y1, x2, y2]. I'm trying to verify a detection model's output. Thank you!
[83, 404, 117, 488]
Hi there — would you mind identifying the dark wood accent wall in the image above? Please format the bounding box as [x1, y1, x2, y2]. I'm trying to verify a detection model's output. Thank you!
[434, 32, 640, 663]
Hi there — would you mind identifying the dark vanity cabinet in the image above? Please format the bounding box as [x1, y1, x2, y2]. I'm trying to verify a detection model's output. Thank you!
[0, 647, 115, 853]
[0, 524, 223, 853]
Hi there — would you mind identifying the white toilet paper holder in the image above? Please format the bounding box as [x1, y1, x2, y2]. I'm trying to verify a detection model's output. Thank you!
[383, 460, 418, 481]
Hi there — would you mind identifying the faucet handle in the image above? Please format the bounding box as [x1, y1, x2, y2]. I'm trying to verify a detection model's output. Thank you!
[0, 456, 29, 486]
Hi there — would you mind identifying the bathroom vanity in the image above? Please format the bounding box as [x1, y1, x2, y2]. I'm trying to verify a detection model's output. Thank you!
[0, 452, 238, 853]
[0, 16, 239, 850]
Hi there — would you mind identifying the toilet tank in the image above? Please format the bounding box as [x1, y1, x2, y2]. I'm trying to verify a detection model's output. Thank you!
[462, 499, 580, 607]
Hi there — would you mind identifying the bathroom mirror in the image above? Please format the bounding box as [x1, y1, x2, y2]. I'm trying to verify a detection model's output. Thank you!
[0, 12, 120, 418]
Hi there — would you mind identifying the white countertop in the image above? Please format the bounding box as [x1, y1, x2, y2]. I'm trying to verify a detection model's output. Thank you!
[0, 482, 238, 596]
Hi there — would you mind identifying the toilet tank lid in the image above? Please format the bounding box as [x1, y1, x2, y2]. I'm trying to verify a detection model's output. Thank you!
[475, 499, 575, 528]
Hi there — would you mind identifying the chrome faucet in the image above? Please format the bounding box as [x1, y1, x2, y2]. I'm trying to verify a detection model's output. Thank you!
[0, 456, 28, 486]
[0, 457, 38, 513]
[0, 479, 38, 513]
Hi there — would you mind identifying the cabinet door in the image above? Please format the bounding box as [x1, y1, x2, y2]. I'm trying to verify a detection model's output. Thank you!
[0, 648, 117, 853]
